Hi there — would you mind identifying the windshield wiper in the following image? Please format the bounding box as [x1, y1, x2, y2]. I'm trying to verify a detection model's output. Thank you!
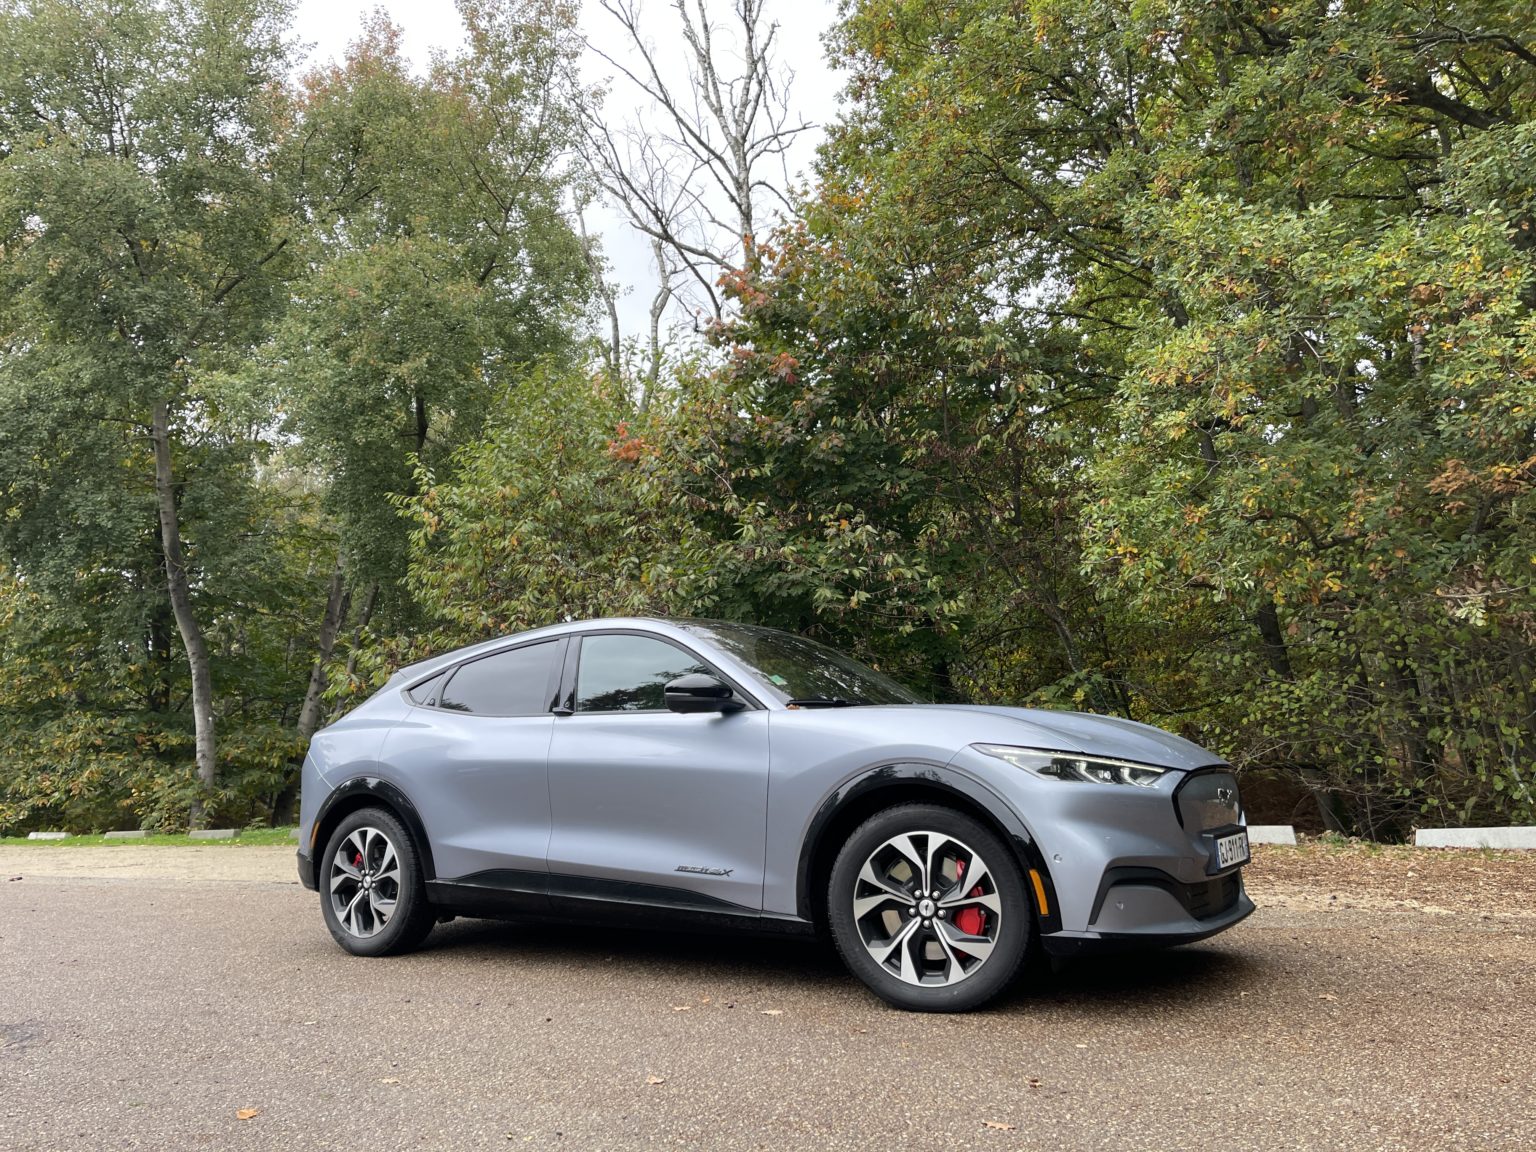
[786, 696, 857, 708]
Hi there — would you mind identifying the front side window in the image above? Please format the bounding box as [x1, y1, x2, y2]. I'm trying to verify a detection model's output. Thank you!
[438, 641, 559, 716]
[574, 634, 709, 713]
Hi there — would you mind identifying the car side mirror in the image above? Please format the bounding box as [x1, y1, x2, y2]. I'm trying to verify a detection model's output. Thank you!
[664, 673, 745, 714]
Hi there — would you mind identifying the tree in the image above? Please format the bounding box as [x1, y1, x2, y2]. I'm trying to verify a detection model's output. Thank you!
[785, 0, 1536, 829]
[272, 0, 592, 741]
[578, 0, 812, 339]
[0, 0, 305, 818]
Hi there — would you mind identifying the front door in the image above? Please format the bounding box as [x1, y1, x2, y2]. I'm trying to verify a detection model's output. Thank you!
[545, 631, 770, 914]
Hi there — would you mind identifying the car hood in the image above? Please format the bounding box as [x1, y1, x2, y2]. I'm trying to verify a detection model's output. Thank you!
[913, 705, 1223, 772]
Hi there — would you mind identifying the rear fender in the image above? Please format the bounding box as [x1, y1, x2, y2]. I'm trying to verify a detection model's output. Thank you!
[309, 777, 437, 883]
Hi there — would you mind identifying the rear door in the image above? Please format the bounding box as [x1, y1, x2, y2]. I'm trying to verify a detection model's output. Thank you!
[386, 637, 564, 882]
[545, 630, 771, 913]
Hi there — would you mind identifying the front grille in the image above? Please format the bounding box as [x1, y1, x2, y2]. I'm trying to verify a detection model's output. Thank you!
[1176, 769, 1243, 831]
[1186, 871, 1242, 920]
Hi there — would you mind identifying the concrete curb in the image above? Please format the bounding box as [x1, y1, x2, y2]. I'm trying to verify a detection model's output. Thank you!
[1246, 825, 1297, 846]
[26, 832, 69, 840]
[188, 829, 238, 840]
[1414, 827, 1536, 850]
[103, 830, 148, 840]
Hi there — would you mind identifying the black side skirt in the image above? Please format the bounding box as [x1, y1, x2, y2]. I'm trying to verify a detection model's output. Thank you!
[424, 869, 817, 939]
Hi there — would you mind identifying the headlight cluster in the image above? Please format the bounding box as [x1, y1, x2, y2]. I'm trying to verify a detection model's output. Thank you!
[973, 744, 1168, 788]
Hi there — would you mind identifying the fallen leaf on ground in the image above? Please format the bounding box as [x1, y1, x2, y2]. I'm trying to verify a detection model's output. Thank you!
[760, 1009, 783, 1016]
[1318, 993, 1338, 1002]
[671, 1005, 691, 1012]
[983, 1120, 1016, 1131]
[380, 1077, 400, 1084]
[236, 1109, 260, 1121]
[646, 1076, 665, 1085]
[1027, 1078, 1041, 1088]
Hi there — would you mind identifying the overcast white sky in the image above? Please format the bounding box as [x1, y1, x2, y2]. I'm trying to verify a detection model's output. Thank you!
[289, 0, 844, 343]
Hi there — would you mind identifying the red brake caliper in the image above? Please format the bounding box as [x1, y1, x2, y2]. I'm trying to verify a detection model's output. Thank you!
[952, 858, 986, 937]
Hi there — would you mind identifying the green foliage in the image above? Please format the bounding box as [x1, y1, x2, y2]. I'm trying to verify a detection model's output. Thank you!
[795, 0, 1536, 830]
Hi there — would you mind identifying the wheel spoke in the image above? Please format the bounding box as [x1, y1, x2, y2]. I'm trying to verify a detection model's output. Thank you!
[342, 889, 366, 935]
[332, 855, 361, 880]
[941, 890, 1001, 916]
[856, 860, 916, 906]
[369, 890, 396, 925]
[378, 841, 397, 877]
[939, 855, 991, 906]
[931, 921, 969, 985]
[867, 915, 920, 968]
[887, 834, 929, 892]
[330, 867, 357, 893]
[935, 918, 995, 963]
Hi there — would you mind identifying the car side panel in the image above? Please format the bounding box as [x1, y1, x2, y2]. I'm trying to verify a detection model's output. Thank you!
[382, 708, 555, 880]
[546, 710, 771, 911]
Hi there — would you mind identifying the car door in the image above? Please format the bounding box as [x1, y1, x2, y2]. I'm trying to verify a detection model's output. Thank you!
[384, 637, 564, 884]
[545, 630, 771, 914]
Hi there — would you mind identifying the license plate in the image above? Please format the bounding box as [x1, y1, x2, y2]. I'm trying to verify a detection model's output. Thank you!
[1215, 830, 1250, 870]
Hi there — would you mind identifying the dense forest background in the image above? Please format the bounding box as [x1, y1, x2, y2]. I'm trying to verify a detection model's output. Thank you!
[1, 0, 1532, 837]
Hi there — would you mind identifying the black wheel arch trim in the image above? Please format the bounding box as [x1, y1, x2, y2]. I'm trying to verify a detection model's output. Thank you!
[795, 760, 1062, 934]
[308, 776, 438, 883]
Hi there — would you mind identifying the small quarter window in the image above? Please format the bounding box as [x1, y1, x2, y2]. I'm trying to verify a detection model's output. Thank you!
[406, 670, 446, 706]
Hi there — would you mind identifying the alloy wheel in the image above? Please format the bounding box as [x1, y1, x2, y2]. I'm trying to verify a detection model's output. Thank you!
[851, 830, 1003, 987]
[328, 825, 401, 939]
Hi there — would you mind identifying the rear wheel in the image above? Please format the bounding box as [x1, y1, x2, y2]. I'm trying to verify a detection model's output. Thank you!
[827, 804, 1032, 1012]
[319, 807, 435, 956]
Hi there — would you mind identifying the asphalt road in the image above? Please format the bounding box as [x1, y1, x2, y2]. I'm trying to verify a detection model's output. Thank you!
[1, 850, 1532, 1151]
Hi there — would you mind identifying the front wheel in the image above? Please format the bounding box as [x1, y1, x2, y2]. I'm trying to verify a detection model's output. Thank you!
[827, 804, 1032, 1012]
[319, 807, 436, 957]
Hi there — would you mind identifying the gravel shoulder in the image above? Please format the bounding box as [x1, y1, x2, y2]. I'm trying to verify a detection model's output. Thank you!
[0, 843, 299, 883]
[4, 839, 1531, 914]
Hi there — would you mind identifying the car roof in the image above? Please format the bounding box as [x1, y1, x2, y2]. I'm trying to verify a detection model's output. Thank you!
[391, 616, 735, 684]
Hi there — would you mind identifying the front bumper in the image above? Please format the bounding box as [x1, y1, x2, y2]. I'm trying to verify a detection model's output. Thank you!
[1039, 866, 1254, 956]
[296, 849, 317, 891]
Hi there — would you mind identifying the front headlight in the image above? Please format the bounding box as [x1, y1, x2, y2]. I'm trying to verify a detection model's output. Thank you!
[973, 744, 1169, 788]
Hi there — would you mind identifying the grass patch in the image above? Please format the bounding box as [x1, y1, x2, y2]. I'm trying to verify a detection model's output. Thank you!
[0, 827, 297, 847]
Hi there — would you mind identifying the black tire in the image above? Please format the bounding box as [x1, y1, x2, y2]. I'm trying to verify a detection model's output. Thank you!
[318, 806, 436, 957]
[827, 804, 1032, 1012]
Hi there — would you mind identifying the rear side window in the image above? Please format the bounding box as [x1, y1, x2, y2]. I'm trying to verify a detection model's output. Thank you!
[574, 634, 708, 713]
[438, 642, 559, 717]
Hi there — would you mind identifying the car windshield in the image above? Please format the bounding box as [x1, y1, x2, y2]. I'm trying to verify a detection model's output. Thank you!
[680, 621, 926, 706]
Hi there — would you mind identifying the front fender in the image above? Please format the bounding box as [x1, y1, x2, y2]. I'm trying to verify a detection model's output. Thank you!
[792, 760, 1061, 933]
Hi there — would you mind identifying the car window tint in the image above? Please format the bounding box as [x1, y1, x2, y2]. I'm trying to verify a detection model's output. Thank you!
[575, 635, 708, 713]
[406, 670, 446, 706]
[438, 642, 558, 717]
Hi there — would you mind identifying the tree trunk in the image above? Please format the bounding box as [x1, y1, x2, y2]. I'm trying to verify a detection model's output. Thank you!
[342, 581, 380, 683]
[273, 556, 351, 824]
[150, 400, 217, 825]
[297, 558, 350, 742]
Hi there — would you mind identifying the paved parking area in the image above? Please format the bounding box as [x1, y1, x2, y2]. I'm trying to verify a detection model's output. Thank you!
[1, 846, 1532, 1150]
